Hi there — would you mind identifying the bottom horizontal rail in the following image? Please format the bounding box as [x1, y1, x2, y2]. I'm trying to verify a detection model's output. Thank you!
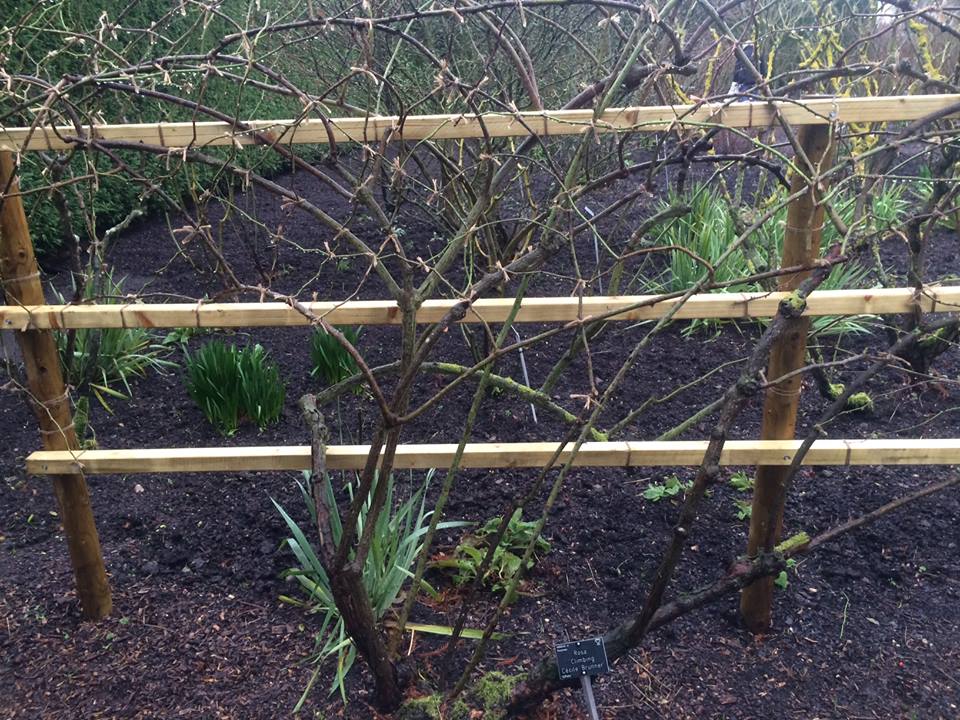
[25, 439, 960, 475]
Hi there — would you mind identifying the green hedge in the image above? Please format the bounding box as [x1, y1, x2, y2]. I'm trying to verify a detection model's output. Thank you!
[2, 0, 308, 257]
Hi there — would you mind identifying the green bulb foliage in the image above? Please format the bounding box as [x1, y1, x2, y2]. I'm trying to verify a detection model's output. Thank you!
[310, 325, 363, 390]
[184, 340, 285, 436]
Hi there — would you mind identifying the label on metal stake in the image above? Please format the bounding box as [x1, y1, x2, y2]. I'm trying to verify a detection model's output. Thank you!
[555, 637, 611, 680]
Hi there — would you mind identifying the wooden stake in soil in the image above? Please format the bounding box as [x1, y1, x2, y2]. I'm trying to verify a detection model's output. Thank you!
[739, 125, 836, 633]
[0, 152, 111, 620]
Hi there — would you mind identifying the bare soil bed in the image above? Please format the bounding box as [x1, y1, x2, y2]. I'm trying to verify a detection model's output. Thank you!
[2, 165, 960, 719]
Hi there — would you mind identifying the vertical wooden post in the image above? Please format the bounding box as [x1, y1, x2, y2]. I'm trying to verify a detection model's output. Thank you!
[0, 152, 112, 620]
[740, 125, 835, 633]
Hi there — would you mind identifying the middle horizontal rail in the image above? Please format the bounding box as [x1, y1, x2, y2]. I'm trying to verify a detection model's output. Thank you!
[26, 438, 960, 475]
[2, 286, 958, 330]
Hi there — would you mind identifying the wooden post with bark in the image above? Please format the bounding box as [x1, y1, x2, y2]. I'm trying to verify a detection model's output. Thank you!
[0, 151, 112, 620]
[739, 125, 836, 633]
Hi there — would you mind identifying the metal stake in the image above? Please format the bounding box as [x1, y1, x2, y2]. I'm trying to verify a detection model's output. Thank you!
[580, 675, 600, 720]
[583, 205, 603, 293]
[511, 326, 538, 423]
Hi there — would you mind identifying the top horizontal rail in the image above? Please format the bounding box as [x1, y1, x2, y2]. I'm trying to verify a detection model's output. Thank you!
[1, 286, 957, 331]
[3, 95, 959, 152]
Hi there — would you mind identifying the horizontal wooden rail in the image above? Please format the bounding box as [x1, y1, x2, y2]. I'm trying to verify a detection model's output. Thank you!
[2, 286, 958, 331]
[3, 95, 959, 152]
[26, 439, 960, 475]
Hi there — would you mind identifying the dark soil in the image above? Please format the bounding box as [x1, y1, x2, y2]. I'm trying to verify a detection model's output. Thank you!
[2, 158, 960, 719]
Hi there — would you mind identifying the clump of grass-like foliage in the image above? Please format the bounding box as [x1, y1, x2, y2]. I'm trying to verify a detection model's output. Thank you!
[54, 271, 175, 411]
[273, 469, 465, 706]
[645, 184, 908, 336]
[184, 340, 285, 436]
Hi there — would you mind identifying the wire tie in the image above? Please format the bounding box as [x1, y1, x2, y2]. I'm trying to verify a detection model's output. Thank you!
[783, 223, 825, 233]
[1, 270, 40, 285]
[38, 390, 70, 408]
[38, 422, 75, 436]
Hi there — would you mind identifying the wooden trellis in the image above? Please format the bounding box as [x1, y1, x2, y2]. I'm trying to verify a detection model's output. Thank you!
[2, 95, 959, 625]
